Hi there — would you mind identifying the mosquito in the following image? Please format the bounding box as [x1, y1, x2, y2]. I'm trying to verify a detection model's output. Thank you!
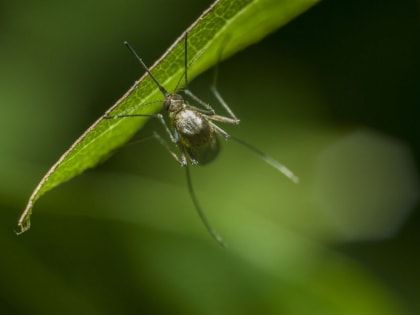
[105, 32, 298, 247]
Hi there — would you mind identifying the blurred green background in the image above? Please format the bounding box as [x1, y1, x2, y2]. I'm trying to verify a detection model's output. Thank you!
[1, 0, 419, 314]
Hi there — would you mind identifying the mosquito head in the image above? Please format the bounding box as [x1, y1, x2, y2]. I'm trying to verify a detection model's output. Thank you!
[164, 93, 184, 112]
[124, 41, 170, 97]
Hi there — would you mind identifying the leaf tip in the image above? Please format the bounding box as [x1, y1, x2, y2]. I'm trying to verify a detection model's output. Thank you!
[16, 220, 31, 235]
[16, 206, 32, 235]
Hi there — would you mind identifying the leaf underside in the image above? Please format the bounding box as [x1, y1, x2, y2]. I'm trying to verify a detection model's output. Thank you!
[17, 0, 319, 233]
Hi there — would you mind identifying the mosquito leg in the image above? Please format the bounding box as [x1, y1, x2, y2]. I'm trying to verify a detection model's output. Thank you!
[210, 122, 299, 182]
[104, 112, 178, 144]
[185, 163, 227, 247]
[105, 112, 187, 165]
[229, 135, 299, 183]
[155, 113, 178, 143]
[103, 113, 156, 119]
[210, 86, 239, 123]
[210, 50, 240, 123]
[103, 99, 163, 120]
[209, 122, 231, 140]
[183, 89, 215, 115]
[152, 131, 187, 166]
[207, 114, 239, 125]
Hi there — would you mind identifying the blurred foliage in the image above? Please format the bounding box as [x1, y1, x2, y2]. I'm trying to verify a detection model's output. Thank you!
[0, 0, 419, 314]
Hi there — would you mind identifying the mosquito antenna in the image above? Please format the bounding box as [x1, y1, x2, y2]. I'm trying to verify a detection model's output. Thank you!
[184, 32, 189, 87]
[230, 136, 299, 183]
[173, 32, 189, 92]
[124, 41, 170, 98]
[174, 32, 209, 92]
[185, 163, 228, 247]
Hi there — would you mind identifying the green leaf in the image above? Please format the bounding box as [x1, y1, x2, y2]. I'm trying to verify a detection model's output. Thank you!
[17, 0, 319, 233]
